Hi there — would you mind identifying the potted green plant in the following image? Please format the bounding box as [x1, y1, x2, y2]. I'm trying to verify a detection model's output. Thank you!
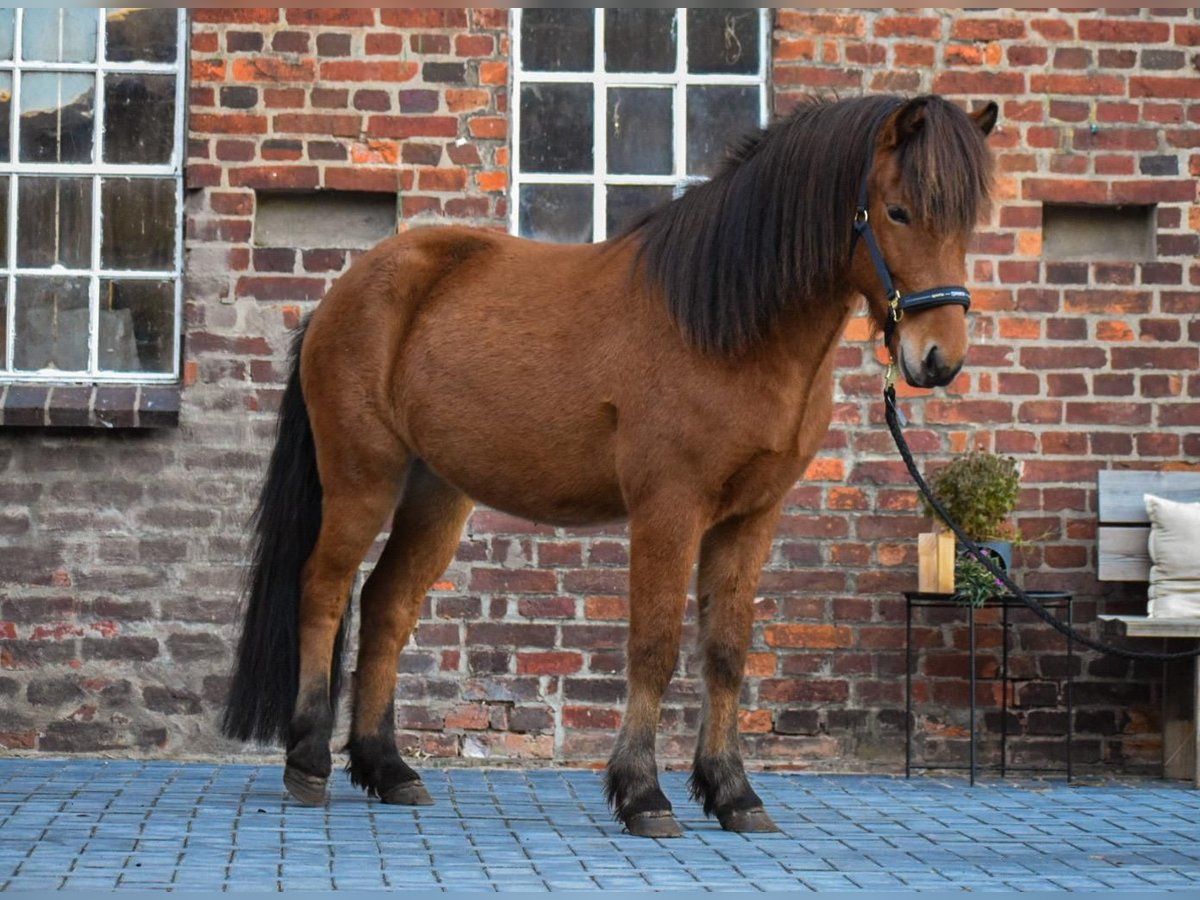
[921, 450, 1021, 574]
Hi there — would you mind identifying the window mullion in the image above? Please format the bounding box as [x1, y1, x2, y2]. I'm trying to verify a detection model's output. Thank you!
[509, 8, 522, 236]
[4, 173, 12, 374]
[89, 13, 105, 376]
[88, 180, 100, 376]
[5, 10, 21, 375]
[593, 11, 606, 242]
[170, 7, 186, 380]
[758, 8, 770, 126]
[674, 8, 687, 183]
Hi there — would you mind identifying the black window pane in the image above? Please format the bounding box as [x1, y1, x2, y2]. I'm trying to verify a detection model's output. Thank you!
[99, 279, 174, 374]
[19, 72, 95, 164]
[688, 8, 760, 75]
[104, 74, 175, 165]
[607, 185, 673, 237]
[14, 276, 90, 372]
[605, 9, 675, 73]
[0, 9, 13, 61]
[0, 177, 8, 268]
[686, 85, 760, 177]
[106, 7, 177, 64]
[23, 8, 97, 63]
[519, 184, 592, 244]
[18, 177, 92, 268]
[521, 8, 593, 73]
[102, 178, 176, 271]
[520, 84, 593, 175]
[608, 88, 672, 176]
[0, 73, 10, 162]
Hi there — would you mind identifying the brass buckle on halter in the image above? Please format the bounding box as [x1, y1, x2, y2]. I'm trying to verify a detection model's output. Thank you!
[888, 289, 903, 323]
[884, 358, 899, 390]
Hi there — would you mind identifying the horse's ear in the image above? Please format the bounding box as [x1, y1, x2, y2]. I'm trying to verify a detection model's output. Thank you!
[881, 97, 929, 148]
[971, 101, 999, 136]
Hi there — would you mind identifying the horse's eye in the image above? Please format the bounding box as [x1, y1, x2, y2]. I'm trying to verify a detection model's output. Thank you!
[887, 206, 911, 225]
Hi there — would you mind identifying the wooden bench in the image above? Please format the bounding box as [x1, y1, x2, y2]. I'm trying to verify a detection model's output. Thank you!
[1097, 469, 1200, 786]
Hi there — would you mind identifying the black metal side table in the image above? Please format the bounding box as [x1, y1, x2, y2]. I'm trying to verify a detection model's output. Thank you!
[904, 590, 1074, 785]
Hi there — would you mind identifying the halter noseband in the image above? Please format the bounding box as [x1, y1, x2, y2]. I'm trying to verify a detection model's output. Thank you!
[850, 114, 971, 381]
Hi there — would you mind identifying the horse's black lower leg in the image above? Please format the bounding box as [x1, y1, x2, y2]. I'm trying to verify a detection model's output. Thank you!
[604, 727, 678, 837]
[345, 698, 431, 804]
[284, 676, 335, 806]
[689, 746, 775, 833]
[687, 640, 778, 833]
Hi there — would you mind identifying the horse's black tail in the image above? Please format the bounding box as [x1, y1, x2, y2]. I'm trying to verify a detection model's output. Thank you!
[221, 319, 347, 744]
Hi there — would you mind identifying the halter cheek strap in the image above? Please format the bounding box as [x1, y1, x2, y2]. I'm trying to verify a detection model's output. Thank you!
[850, 123, 972, 373]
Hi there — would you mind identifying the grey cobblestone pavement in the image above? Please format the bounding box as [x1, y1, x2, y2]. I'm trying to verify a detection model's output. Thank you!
[1, 759, 1199, 891]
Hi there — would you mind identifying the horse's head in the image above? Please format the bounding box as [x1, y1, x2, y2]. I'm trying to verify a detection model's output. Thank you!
[853, 97, 997, 389]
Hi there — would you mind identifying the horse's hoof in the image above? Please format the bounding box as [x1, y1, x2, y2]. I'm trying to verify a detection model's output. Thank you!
[718, 807, 779, 833]
[624, 810, 683, 838]
[381, 780, 434, 806]
[283, 766, 328, 806]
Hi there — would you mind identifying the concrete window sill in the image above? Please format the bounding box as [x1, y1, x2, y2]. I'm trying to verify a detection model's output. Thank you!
[0, 384, 181, 429]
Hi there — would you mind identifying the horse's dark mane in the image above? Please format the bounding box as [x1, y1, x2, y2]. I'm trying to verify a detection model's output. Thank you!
[626, 94, 993, 356]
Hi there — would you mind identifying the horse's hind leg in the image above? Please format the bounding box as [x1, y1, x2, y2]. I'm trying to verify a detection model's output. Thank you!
[285, 452, 408, 805]
[689, 504, 782, 833]
[605, 500, 705, 838]
[346, 460, 474, 804]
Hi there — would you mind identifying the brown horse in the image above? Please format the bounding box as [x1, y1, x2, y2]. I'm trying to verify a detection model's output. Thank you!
[223, 93, 997, 837]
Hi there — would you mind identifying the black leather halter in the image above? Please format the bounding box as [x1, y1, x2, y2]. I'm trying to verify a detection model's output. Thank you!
[849, 126, 972, 362]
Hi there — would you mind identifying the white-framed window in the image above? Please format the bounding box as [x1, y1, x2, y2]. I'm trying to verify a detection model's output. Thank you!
[511, 8, 769, 243]
[0, 8, 187, 384]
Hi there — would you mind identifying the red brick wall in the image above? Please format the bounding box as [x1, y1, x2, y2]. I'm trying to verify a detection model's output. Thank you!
[1, 8, 1196, 775]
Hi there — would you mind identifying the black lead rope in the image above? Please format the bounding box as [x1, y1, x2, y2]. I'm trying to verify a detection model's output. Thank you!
[885, 386, 1200, 662]
[853, 107, 1198, 661]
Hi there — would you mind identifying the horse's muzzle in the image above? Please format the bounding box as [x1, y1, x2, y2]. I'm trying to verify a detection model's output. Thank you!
[903, 344, 962, 388]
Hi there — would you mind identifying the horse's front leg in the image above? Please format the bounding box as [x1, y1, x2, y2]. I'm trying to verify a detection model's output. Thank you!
[605, 498, 705, 838]
[689, 503, 782, 833]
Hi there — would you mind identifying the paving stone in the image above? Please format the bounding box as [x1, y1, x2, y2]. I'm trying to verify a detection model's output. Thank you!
[2, 761, 1200, 891]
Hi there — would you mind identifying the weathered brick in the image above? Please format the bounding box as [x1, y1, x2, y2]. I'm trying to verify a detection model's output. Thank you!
[1078, 19, 1170, 43]
[369, 115, 458, 139]
[192, 8, 279, 25]
[320, 60, 419, 82]
[228, 166, 319, 190]
[315, 33, 351, 57]
[272, 31, 310, 54]
[516, 652, 583, 675]
[40, 722, 122, 753]
[380, 8, 468, 28]
[143, 686, 203, 714]
[951, 18, 1025, 41]
[226, 31, 264, 53]
[874, 16, 940, 38]
[82, 637, 158, 662]
[763, 624, 853, 649]
[273, 113, 361, 137]
[285, 7, 375, 27]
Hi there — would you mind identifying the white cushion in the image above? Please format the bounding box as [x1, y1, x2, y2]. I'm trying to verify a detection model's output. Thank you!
[1145, 493, 1200, 618]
